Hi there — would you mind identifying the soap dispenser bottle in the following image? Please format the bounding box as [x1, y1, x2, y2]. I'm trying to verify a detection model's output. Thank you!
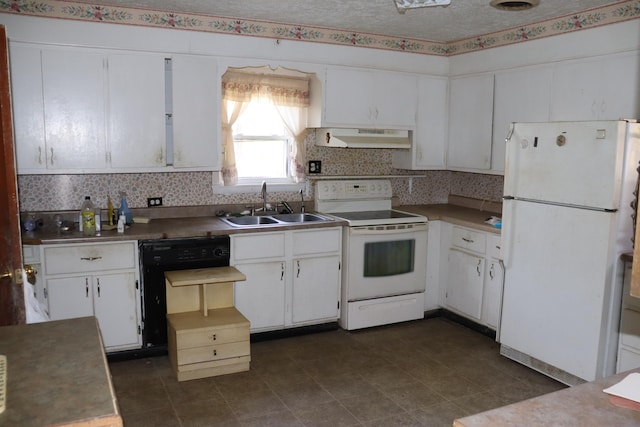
[80, 196, 96, 236]
[119, 192, 132, 225]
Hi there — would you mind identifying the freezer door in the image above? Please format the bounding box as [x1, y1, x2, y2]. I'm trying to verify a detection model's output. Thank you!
[500, 199, 619, 382]
[504, 121, 630, 210]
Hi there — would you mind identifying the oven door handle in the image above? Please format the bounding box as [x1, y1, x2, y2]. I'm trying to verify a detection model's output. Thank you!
[349, 223, 428, 235]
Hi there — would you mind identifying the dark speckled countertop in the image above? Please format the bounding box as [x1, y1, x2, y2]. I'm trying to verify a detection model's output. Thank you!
[0, 317, 122, 427]
[21, 200, 500, 245]
[454, 368, 640, 426]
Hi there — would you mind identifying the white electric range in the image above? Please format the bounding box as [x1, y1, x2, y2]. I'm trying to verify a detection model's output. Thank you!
[316, 179, 428, 330]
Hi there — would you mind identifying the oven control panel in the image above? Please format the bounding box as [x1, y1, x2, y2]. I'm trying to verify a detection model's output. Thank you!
[316, 179, 393, 201]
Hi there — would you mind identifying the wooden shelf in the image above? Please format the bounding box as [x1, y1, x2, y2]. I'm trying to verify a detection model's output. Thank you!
[165, 266, 250, 381]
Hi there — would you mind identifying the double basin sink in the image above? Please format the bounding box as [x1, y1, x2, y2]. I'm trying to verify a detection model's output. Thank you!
[220, 212, 334, 227]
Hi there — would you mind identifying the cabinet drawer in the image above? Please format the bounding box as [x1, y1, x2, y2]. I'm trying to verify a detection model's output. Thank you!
[176, 325, 248, 349]
[486, 233, 502, 259]
[177, 340, 250, 365]
[451, 226, 486, 254]
[232, 232, 286, 261]
[22, 245, 40, 263]
[292, 228, 341, 256]
[43, 242, 137, 275]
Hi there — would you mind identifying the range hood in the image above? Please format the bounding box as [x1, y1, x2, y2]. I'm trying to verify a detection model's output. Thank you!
[314, 128, 411, 149]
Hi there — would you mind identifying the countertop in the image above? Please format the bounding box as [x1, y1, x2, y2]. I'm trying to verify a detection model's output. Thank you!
[453, 368, 640, 426]
[0, 317, 122, 427]
[398, 204, 502, 234]
[22, 202, 500, 245]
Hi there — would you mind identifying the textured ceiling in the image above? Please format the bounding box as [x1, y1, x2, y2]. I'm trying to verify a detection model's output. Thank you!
[81, 0, 622, 42]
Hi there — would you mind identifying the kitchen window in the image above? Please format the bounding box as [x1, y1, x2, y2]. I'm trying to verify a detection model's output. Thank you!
[219, 68, 310, 191]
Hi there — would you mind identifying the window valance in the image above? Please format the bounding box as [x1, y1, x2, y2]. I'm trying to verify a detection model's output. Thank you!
[222, 70, 310, 108]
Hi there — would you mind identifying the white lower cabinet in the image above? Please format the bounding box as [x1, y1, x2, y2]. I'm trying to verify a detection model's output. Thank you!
[231, 227, 341, 333]
[446, 249, 485, 321]
[443, 224, 503, 332]
[40, 241, 142, 351]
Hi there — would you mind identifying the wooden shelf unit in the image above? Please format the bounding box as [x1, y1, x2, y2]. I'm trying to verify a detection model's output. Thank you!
[165, 266, 249, 381]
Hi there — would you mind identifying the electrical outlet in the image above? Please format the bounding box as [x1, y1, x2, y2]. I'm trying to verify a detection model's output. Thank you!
[308, 160, 322, 174]
[147, 197, 163, 207]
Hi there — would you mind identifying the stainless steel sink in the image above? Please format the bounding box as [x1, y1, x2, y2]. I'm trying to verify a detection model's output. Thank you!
[220, 212, 333, 227]
[221, 216, 279, 227]
[271, 213, 331, 223]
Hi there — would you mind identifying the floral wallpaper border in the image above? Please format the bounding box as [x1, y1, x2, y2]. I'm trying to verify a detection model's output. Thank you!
[0, 0, 638, 56]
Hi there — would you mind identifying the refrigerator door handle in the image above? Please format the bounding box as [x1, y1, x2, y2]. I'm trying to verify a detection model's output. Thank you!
[505, 122, 515, 143]
[501, 199, 515, 268]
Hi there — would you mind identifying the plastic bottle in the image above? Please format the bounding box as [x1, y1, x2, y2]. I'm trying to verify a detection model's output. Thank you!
[119, 193, 132, 225]
[107, 195, 114, 226]
[117, 214, 125, 233]
[81, 196, 96, 236]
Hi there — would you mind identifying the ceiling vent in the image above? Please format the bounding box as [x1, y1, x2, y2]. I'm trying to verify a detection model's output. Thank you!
[490, 0, 540, 11]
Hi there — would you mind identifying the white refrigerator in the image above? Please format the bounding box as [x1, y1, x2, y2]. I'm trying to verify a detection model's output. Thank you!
[500, 120, 640, 385]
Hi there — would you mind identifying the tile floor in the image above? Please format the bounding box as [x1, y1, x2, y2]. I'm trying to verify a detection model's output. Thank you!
[109, 317, 567, 427]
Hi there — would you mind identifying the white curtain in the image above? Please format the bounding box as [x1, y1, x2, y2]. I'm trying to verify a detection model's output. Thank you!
[274, 104, 307, 183]
[220, 99, 249, 185]
[221, 68, 310, 186]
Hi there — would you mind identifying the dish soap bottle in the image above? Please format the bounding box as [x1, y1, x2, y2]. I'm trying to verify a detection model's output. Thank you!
[81, 196, 96, 236]
[119, 192, 132, 225]
[107, 195, 114, 226]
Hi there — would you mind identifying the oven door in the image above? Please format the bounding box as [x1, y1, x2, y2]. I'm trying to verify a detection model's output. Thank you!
[343, 223, 428, 301]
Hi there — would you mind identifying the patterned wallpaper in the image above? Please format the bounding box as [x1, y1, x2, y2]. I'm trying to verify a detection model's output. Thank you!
[0, 0, 638, 56]
[17, 134, 504, 213]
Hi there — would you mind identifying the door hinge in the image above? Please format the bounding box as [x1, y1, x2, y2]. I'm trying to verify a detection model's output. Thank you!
[138, 325, 141, 335]
[136, 279, 139, 290]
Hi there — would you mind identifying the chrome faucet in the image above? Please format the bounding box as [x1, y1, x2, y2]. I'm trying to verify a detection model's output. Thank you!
[299, 189, 305, 213]
[261, 181, 268, 212]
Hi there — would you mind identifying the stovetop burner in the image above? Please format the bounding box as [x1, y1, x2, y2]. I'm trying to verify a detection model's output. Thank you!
[330, 210, 419, 221]
[315, 179, 428, 226]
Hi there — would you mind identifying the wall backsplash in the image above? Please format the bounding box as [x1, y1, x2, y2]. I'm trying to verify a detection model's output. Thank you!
[17, 135, 504, 212]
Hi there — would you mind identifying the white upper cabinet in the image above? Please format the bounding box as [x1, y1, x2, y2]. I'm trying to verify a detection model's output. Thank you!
[447, 74, 494, 171]
[550, 53, 640, 121]
[11, 43, 220, 174]
[171, 54, 220, 170]
[392, 75, 448, 170]
[11, 45, 110, 173]
[315, 68, 417, 129]
[492, 66, 552, 173]
[10, 44, 46, 172]
[108, 53, 167, 169]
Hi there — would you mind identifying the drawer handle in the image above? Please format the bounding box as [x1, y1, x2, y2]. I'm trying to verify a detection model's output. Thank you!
[213, 349, 217, 357]
[211, 334, 217, 341]
[80, 256, 102, 261]
[462, 237, 474, 243]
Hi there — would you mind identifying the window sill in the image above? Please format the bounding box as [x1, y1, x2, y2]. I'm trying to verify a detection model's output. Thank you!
[213, 181, 306, 195]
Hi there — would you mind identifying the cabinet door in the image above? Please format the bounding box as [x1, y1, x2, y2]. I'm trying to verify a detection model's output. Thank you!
[41, 49, 108, 170]
[323, 68, 375, 127]
[92, 272, 140, 350]
[492, 66, 552, 173]
[374, 71, 417, 128]
[550, 53, 640, 121]
[446, 249, 484, 321]
[172, 54, 220, 169]
[447, 74, 494, 171]
[392, 76, 447, 170]
[10, 43, 46, 172]
[108, 53, 166, 169]
[482, 258, 504, 331]
[234, 261, 286, 331]
[47, 276, 94, 320]
[292, 256, 340, 324]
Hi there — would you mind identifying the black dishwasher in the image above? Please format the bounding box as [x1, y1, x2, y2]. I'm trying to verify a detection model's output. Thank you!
[139, 236, 230, 351]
